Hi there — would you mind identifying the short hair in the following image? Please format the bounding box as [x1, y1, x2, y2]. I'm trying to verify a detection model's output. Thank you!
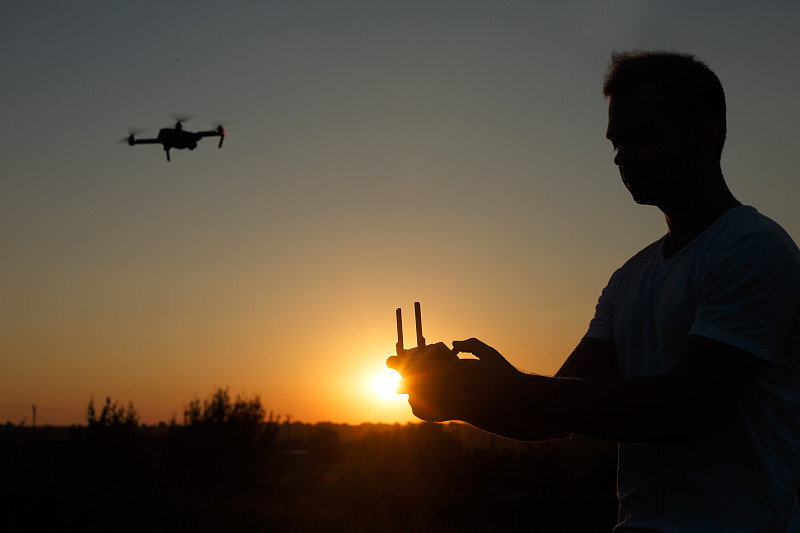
[603, 50, 727, 154]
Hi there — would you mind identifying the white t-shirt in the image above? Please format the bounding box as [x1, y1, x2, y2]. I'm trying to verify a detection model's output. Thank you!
[586, 206, 800, 532]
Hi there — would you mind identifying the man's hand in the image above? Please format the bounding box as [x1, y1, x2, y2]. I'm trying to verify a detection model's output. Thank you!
[386, 338, 526, 423]
[385, 341, 457, 374]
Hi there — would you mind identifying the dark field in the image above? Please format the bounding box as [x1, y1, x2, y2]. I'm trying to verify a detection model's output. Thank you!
[2, 390, 617, 532]
[2, 421, 617, 532]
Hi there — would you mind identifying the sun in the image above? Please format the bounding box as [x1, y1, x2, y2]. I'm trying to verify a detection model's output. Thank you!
[369, 368, 403, 400]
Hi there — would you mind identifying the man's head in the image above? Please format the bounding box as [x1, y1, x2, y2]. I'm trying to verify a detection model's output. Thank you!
[603, 51, 727, 208]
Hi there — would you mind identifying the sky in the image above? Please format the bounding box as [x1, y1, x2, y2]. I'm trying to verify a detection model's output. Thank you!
[2, 1, 800, 426]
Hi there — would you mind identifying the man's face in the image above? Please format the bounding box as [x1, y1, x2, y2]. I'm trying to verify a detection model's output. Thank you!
[605, 87, 695, 209]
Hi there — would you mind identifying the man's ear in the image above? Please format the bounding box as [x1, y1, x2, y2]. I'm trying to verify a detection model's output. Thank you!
[691, 114, 725, 156]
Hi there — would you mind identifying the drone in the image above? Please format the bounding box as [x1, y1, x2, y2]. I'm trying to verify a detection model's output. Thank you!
[122, 118, 226, 161]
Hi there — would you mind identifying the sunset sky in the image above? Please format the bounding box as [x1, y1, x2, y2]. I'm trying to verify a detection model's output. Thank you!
[3, 2, 800, 426]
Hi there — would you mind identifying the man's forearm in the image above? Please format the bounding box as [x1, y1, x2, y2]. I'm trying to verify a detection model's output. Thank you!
[465, 417, 571, 442]
[509, 373, 711, 444]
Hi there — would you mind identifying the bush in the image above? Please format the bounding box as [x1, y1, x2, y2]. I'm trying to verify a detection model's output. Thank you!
[86, 396, 139, 430]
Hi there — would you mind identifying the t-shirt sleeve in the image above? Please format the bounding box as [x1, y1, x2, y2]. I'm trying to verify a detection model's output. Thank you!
[690, 230, 800, 363]
[585, 271, 619, 343]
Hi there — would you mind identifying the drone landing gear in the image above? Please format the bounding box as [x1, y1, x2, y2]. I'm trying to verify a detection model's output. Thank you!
[164, 148, 171, 162]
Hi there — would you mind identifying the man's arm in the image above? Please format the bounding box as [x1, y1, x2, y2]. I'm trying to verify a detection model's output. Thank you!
[401, 335, 764, 444]
[496, 335, 765, 443]
[555, 336, 619, 380]
[462, 337, 618, 441]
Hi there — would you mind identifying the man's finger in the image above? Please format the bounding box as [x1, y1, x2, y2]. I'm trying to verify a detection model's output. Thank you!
[452, 338, 503, 362]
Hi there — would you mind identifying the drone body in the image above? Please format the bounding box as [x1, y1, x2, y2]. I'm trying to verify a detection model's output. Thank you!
[125, 119, 225, 161]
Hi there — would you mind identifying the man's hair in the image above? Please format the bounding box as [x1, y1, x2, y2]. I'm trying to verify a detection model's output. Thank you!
[603, 50, 727, 155]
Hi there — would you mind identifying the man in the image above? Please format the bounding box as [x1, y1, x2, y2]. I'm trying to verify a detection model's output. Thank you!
[387, 51, 800, 532]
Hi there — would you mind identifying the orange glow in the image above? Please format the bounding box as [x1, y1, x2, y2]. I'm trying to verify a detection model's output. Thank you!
[369, 367, 403, 400]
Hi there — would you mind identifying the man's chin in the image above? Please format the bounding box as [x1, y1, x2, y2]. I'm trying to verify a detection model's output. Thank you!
[627, 188, 658, 206]
[631, 195, 654, 206]
[623, 177, 653, 205]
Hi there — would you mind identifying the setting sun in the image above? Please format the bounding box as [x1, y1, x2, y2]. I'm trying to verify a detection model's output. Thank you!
[370, 368, 403, 400]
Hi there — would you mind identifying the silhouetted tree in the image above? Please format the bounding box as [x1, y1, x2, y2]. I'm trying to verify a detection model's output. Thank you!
[164, 386, 279, 508]
[183, 386, 276, 443]
[86, 396, 139, 430]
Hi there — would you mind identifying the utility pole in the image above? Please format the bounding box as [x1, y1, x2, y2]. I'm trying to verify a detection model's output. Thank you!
[32, 404, 36, 429]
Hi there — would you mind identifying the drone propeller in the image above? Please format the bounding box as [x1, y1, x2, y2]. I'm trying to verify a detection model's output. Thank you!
[117, 127, 146, 144]
[170, 113, 194, 128]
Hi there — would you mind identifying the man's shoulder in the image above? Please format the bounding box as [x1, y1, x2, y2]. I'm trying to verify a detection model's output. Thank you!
[705, 206, 800, 263]
[714, 205, 789, 238]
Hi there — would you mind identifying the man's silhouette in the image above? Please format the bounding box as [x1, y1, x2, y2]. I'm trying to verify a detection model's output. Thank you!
[388, 51, 800, 531]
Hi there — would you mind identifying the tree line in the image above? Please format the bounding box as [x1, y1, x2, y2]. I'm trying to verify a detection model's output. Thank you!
[1, 387, 618, 532]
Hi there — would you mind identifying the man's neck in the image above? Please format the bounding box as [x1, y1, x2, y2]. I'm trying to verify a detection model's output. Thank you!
[661, 169, 741, 258]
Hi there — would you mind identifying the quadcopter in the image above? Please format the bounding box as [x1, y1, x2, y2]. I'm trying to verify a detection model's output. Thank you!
[122, 118, 226, 161]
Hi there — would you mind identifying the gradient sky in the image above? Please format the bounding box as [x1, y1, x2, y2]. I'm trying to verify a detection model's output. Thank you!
[2, 1, 799, 426]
